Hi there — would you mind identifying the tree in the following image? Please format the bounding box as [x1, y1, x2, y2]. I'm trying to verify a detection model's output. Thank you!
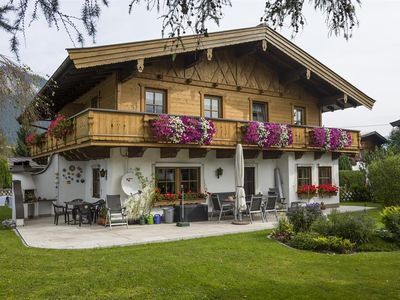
[339, 155, 352, 170]
[0, 158, 12, 189]
[388, 127, 400, 154]
[14, 125, 31, 157]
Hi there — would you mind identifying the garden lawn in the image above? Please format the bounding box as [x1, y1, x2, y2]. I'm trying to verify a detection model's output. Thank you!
[1, 206, 399, 299]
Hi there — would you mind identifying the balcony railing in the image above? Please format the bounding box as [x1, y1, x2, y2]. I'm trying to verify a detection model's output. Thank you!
[29, 108, 361, 157]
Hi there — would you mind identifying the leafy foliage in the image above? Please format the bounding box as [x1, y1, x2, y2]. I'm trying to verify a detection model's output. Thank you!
[388, 127, 400, 153]
[271, 218, 294, 243]
[0, 158, 11, 188]
[14, 125, 31, 156]
[381, 206, 400, 244]
[339, 170, 365, 188]
[287, 203, 322, 232]
[339, 155, 352, 170]
[368, 155, 400, 206]
[262, 0, 361, 39]
[288, 232, 355, 253]
[311, 210, 375, 244]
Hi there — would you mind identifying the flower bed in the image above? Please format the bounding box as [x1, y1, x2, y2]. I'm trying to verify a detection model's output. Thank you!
[310, 127, 352, 151]
[242, 121, 293, 148]
[25, 132, 45, 146]
[150, 115, 216, 145]
[47, 115, 73, 141]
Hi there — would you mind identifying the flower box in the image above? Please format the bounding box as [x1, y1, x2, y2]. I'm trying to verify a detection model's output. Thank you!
[310, 127, 352, 151]
[242, 121, 293, 148]
[47, 115, 73, 141]
[150, 115, 216, 145]
[25, 132, 45, 147]
[317, 184, 338, 197]
[154, 199, 207, 207]
[297, 185, 318, 199]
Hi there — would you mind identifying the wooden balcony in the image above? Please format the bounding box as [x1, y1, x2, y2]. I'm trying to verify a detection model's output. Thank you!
[29, 108, 361, 159]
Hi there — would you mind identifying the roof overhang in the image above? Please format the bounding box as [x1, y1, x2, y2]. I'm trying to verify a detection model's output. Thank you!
[26, 25, 375, 120]
[361, 131, 387, 146]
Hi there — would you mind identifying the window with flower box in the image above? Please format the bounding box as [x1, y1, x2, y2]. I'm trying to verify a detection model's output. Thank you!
[318, 166, 332, 185]
[155, 167, 200, 194]
[297, 166, 312, 187]
[145, 89, 166, 114]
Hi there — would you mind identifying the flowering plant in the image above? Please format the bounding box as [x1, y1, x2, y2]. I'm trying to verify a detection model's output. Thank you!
[310, 127, 352, 151]
[25, 132, 45, 146]
[242, 121, 293, 148]
[153, 189, 208, 204]
[47, 115, 73, 140]
[318, 184, 338, 196]
[297, 185, 318, 198]
[150, 115, 216, 145]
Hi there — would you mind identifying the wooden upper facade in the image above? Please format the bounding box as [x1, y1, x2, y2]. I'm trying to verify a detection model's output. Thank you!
[26, 25, 375, 159]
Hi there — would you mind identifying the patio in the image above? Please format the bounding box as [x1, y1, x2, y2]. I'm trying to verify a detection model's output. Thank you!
[15, 205, 374, 249]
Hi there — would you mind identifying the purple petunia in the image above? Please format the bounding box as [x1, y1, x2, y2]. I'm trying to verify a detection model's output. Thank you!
[243, 121, 293, 148]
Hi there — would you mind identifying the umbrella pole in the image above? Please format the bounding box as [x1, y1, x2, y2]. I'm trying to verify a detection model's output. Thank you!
[177, 184, 190, 227]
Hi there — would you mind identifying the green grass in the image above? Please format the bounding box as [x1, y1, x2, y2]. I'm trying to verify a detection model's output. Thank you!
[1, 206, 399, 299]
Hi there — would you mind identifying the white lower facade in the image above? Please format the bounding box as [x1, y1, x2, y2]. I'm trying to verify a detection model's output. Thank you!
[25, 147, 340, 209]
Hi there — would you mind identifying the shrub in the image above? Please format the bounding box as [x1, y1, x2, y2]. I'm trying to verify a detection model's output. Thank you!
[288, 232, 354, 253]
[339, 170, 365, 188]
[287, 203, 322, 233]
[381, 206, 400, 244]
[311, 210, 375, 244]
[369, 155, 400, 206]
[350, 185, 372, 202]
[271, 219, 294, 243]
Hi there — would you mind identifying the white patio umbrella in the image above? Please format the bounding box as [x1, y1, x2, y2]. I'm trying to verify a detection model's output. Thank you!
[235, 144, 247, 221]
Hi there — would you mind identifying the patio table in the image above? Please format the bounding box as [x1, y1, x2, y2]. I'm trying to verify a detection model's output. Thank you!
[64, 200, 90, 224]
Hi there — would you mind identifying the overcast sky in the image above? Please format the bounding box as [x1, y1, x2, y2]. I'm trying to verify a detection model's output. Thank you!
[1, 0, 399, 136]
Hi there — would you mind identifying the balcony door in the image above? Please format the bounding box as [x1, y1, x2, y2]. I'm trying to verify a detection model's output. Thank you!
[244, 167, 256, 196]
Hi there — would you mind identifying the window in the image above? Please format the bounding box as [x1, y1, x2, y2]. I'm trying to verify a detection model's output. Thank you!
[155, 167, 200, 194]
[297, 166, 312, 187]
[92, 168, 100, 198]
[244, 167, 256, 196]
[318, 166, 332, 185]
[90, 96, 99, 108]
[145, 89, 166, 114]
[204, 95, 221, 118]
[293, 106, 305, 125]
[252, 102, 268, 122]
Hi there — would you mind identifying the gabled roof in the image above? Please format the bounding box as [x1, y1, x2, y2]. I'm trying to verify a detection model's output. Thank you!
[390, 119, 400, 127]
[361, 131, 387, 146]
[30, 25, 375, 119]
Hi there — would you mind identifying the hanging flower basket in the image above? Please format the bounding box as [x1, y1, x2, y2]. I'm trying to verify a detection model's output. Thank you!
[25, 132, 46, 147]
[150, 115, 216, 145]
[47, 115, 73, 141]
[317, 184, 338, 197]
[310, 127, 352, 151]
[242, 121, 293, 148]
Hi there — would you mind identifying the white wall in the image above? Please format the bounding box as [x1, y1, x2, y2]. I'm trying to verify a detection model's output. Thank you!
[57, 156, 86, 203]
[32, 155, 58, 200]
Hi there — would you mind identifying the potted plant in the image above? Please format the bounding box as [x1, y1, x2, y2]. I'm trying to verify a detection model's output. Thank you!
[318, 184, 338, 197]
[97, 206, 107, 225]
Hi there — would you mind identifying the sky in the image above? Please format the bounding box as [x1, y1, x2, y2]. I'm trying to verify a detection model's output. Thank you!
[1, 0, 399, 136]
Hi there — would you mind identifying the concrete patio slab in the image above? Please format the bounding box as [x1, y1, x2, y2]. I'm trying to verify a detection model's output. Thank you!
[15, 205, 376, 250]
[16, 216, 277, 249]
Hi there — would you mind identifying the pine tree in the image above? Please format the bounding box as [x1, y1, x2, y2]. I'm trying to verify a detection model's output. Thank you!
[14, 126, 31, 157]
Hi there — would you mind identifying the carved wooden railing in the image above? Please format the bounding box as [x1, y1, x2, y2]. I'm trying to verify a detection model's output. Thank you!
[29, 108, 360, 157]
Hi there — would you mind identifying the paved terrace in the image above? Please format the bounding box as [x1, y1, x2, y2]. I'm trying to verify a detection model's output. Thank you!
[15, 205, 374, 250]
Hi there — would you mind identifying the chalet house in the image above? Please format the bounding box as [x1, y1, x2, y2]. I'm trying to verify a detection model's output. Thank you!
[25, 25, 375, 209]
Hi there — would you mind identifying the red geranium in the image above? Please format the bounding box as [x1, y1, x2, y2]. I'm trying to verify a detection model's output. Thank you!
[47, 115, 73, 140]
[318, 184, 338, 195]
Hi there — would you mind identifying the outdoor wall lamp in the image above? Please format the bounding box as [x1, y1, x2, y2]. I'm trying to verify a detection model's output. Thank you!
[216, 167, 223, 178]
[100, 169, 107, 179]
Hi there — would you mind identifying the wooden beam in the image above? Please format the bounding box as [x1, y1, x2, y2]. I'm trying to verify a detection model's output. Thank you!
[189, 148, 209, 159]
[128, 147, 147, 158]
[160, 147, 180, 158]
[183, 52, 203, 69]
[206, 48, 213, 61]
[332, 152, 341, 160]
[294, 151, 304, 160]
[314, 151, 324, 160]
[320, 94, 347, 107]
[243, 150, 260, 159]
[280, 68, 311, 86]
[216, 149, 235, 159]
[262, 39, 268, 51]
[263, 150, 283, 159]
[137, 58, 144, 72]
